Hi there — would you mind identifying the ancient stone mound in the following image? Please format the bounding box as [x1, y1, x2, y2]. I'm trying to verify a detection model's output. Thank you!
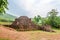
[39, 25, 55, 32]
[11, 16, 38, 31]
[11, 16, 55, 32]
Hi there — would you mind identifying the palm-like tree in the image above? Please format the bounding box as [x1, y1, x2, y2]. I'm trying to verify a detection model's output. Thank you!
[0, 0, 8, 14]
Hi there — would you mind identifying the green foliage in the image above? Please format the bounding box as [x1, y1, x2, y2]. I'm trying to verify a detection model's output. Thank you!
[47, 9, 58, 27]
[45, 9, 60, 28]
[32, 9, 60, 29]
[32, 15, 42, 26]
[0, 0, 8, 14]
[53, 16, 60, 28]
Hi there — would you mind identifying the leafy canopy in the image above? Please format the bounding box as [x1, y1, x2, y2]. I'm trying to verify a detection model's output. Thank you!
[47, 9, 58, 26]
[0, 0, 8, 14]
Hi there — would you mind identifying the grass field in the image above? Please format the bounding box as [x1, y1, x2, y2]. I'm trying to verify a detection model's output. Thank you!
[0, 25, 60, 40]
[0, 22, 12, 25]
[0, 38, 9, 40]
[0, 22, 60, 40]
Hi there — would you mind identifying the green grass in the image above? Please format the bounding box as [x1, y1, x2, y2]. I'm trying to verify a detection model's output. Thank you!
[0, 13, 16, 25]
[0, 38, 9, 40]
[0, 22, 12, 25]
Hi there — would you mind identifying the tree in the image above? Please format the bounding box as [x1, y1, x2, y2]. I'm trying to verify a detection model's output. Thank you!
[53, 16, 60, 28]
[0, 0, 8, 14]
[32, 15, 42, 26]
[47, 9, 58, 27]
[36, 15, 41, 23]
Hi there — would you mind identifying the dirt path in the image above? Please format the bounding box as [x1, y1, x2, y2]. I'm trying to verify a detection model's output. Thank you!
[0, 25, 60, 40]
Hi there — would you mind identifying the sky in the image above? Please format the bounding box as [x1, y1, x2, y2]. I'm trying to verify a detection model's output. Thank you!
[6, 0, 60, 18]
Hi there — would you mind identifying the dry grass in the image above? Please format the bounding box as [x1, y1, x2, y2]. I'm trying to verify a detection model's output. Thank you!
[0, 25, 60, 40]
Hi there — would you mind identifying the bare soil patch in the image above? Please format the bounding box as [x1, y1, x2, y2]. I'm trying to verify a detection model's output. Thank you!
[0, 25, 60, 40]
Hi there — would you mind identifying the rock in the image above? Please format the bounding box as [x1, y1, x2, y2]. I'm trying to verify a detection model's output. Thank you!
[39, 25, 55, 32]
[11, 16, 55, 32]
[11, 16, 38, 31]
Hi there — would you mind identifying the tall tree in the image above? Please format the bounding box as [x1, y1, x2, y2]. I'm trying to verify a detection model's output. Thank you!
[0, 0, 8, 14]
[48, 9, 58, 26]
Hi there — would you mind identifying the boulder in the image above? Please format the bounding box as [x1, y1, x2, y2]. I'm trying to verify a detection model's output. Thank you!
[11, 16, 55, 32]
[39, 25, 55, 32]
[11, 16, 38, 31]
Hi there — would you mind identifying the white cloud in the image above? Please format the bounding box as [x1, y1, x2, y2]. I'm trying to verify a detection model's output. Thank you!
[9, 0, 60, 17]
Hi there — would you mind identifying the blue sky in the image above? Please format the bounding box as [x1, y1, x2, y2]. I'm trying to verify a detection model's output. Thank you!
[6, 0, 60, 18]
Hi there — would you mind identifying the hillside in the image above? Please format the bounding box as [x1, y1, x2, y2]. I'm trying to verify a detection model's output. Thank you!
[0, 14, 16, 22]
